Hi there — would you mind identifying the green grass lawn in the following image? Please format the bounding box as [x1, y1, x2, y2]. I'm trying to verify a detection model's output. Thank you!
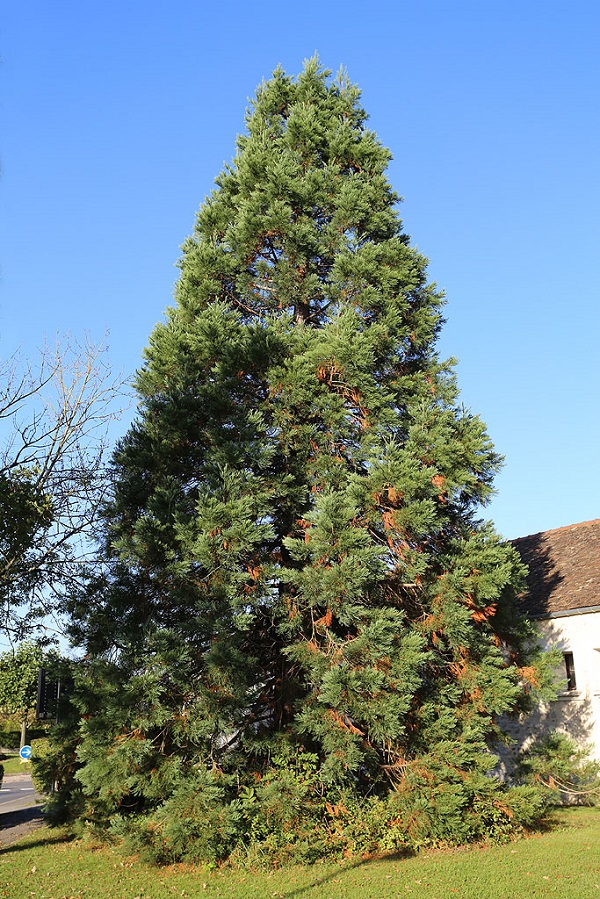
[0, 808, 598, 899]
[0, 753, 30, 776]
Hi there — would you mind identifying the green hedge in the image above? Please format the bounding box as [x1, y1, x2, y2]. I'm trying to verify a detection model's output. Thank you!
[0, 722, 49, 751]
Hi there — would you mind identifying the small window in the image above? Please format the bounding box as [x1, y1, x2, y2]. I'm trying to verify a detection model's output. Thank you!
[563, 651, 577, 691]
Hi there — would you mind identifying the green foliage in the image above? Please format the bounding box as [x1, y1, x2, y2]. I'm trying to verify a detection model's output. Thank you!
[27, 666, 85, 822]
[0, 641, 51, 747]
[0, 717, 48, 750]
[0, 716, 26, 750]
[0, 641, 45, 717]
[0, 641, 66, 750]
[0, 469, 53, 612]
[517, 732, 600, 806]
[388, 753, 546, 846]
[0, 715, 48, 752]
[73, 731, 545, 867]
[30, 737, 52, 793]
[64, 59, 553, 864]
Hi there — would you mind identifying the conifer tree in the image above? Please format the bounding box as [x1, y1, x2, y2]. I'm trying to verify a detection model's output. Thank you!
[69, 60, 551, 861]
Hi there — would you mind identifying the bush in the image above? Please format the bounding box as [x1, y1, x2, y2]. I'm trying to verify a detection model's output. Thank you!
[0, 729, 20, 751]
[517, 732, 600, 805]
[0, 717, 50, 751]
[30, 738, 53, 794]
[382, 775, 542, 848]
[92, 742, 545, 868]
[30, 725, 85, 823]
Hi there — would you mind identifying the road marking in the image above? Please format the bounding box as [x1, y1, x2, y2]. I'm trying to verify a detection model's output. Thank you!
[0, 788, 34, 794]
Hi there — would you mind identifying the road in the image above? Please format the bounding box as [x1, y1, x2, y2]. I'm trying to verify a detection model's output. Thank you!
[0, 773, 44, 847]
[0, 773, 37, 814]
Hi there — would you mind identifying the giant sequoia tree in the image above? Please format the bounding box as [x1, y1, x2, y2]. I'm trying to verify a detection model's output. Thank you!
[69, 61, 550, 861]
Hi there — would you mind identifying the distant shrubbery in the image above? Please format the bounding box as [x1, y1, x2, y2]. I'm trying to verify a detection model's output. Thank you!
[0, 715, 48, 751]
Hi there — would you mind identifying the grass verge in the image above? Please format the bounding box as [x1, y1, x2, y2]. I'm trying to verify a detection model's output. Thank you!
[0, 808, 598, 899]
[0, 754, 30, 776]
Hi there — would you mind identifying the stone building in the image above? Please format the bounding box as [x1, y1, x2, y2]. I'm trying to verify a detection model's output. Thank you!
[510, 519, 600, 762]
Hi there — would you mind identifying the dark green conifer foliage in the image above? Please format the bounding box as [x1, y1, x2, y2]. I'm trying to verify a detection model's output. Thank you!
[70, 60, 551, 860]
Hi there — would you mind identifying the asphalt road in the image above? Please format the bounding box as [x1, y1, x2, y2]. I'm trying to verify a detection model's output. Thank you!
[0, 772, 44, 848]
[0, 773, 38, 814]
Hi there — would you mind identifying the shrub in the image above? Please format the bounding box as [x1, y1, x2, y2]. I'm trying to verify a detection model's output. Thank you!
[29, 724, 85, 824]
[94, 741, 545, 867]
[30, 738, 53, 794]
[517, 731, 600, 805]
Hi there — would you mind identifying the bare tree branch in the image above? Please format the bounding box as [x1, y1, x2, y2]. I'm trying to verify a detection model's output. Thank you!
[0, 335, 129, 640]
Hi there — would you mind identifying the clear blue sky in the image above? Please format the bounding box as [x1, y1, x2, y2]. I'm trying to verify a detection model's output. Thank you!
[1, 0, 599, 540]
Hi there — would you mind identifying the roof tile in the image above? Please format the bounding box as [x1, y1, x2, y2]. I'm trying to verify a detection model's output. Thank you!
[512, 519, 600, 616]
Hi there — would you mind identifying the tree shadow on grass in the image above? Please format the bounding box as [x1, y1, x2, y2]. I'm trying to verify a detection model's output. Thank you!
[0, 831, 72, 854]
[270, 848, 416, 898]
[0, 804, 75, 854]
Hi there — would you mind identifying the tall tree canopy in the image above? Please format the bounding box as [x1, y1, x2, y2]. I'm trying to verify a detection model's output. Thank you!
[68, 60, 551, 862]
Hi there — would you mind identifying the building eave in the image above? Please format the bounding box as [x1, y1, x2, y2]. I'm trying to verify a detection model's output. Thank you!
[529, 603, 600, 622]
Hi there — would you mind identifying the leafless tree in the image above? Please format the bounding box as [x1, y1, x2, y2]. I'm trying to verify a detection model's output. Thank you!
[0, 336, 128, 640]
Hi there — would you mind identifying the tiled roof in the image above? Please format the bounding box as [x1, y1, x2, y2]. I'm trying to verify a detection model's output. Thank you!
[512, 519, 600, 617]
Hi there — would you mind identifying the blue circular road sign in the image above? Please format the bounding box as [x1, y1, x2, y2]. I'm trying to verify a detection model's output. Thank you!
[19, 745, 32, 760]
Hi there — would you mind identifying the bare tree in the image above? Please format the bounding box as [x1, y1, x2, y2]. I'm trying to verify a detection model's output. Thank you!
[0, 337, 127, 640]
